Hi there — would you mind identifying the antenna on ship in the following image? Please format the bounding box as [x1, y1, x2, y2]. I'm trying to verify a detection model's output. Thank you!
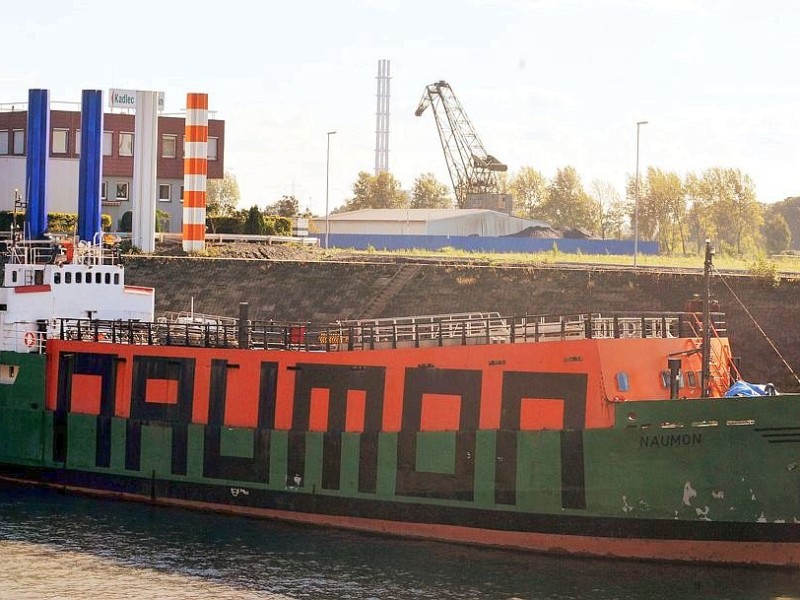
[701, 239, 714, 397]
[11, 188, 25, 250]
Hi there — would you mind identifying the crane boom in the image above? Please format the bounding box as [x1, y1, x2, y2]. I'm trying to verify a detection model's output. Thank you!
[415, 81, 508, 209]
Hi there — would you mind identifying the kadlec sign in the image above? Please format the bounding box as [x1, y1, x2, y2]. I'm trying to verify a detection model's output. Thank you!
[108, 89, 165, 111]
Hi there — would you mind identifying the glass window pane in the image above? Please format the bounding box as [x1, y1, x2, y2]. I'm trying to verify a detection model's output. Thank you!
[208, 137, 218, 160]
[0, 131, 8, 154]
[119, 133, 133, 157]
[52, 129, 68, 154]
[103, 131, 112, 156]
[162, 135, 176, 158]
[13, 130, 24, 155]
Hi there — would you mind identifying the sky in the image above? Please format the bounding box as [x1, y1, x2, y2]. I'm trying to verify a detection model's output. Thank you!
[3, 0, 799, 215]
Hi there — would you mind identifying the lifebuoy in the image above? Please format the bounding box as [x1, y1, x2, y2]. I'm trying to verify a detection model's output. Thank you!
[23, 331, 36, 348]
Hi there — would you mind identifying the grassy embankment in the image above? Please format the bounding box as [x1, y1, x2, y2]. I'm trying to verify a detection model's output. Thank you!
[346, 246, 800, 276]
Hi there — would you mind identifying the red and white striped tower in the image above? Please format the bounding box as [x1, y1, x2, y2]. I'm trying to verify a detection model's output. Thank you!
[182, 93, 208, 252]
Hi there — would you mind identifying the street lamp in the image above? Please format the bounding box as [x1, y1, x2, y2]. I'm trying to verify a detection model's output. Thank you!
[634, 120, 648, 267]
[325, 130, 337, 249]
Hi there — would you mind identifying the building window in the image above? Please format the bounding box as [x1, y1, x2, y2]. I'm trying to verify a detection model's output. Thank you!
[75, 129, 81, 155]
[208, 136, 218, 160]
[180, 185, 184, 203]
[52, 129, 68, 154]
[0, 130, 8, 154]
[115, 182, 129, 201]
[158, 184, 171, 201]
[162, 134, 177, 158]
[13, 130, 24, 155]
[101, 182, 107, 200]
[119, 132, 134, 157]
[103, 131, 112, 156]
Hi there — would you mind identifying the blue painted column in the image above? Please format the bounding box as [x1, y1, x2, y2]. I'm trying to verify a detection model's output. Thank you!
[78, 90, 104, 242]
[25, 89, 50, 240]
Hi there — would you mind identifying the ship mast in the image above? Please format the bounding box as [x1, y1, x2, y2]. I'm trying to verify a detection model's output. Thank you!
[701, 240, 714, 396]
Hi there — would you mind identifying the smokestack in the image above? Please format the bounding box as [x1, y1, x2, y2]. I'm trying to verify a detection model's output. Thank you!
[25, 89, 50, 240]
[374, 59, 391, 175]
[78, 90, 104, 243]
[182, 93, 208, 253]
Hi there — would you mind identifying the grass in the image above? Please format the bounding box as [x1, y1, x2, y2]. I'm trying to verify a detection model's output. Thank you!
[339, 246, 800, 274]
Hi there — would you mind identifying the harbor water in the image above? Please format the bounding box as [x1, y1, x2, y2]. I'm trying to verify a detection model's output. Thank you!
[1, 482, 799, 600]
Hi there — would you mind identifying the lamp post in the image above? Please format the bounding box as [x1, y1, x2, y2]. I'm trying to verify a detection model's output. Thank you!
[325, 130, 337, 249]
[634, 120, 648, 267]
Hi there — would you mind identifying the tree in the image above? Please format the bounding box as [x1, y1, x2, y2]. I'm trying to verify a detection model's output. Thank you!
[265, 195, 300, 217]
[686, 167, 762, 255]
[540, 166, 594, 230]
[340, 171, 407, 211]
[763, 211, 792, 255]
[640, 168, 687, 254]
[206, 171, 240, 232]
[589, 179, 623, 240]
[410, 173, 452, 208]
[510, 167, 549, 220]
[242, 205, 266, 235]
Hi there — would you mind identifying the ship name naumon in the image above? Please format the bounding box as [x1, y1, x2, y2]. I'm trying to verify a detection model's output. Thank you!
[640, 433, 702, 449]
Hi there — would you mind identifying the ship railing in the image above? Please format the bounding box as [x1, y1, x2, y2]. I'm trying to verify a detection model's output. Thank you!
[56, 318, 241, 348]
[53, 311, 728, 351]
[1, 236, 121, 266]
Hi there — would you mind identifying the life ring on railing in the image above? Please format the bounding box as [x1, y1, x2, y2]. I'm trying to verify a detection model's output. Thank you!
[23, 331, 36, 348]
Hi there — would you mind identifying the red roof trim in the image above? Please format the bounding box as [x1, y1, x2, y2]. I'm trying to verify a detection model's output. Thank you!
[15, 284, 52, 294]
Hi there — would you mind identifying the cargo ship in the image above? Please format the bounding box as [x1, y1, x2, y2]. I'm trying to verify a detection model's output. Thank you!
[0, 236, 798, 567]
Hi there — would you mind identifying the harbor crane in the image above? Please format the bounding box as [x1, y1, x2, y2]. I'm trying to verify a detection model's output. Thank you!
[415, 81, 510, 211]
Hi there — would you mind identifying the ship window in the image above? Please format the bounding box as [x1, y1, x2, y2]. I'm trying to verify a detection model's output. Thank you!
[113, 273, 119, 285]
[616, 372, 630, 392]
[686, 371, 697, 387]
[85, 273, 92, 284]
[34, 270, 44, 286]
[11, 271, 17, 283]
[65, 272, 72, 284]
[660, 371, 684, 389]
[105, 273, 111, 284]
[95, 272, 101, 284]
[54, 272, 61, 284]
[76, 272, 82, 284]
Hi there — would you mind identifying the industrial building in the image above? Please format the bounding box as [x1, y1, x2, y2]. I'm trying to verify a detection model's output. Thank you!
[320, 208, 547, 236]
[0, 103, 225, 233]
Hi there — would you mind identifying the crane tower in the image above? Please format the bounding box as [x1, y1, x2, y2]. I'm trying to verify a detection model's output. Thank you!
[415, 80, 511, 212]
